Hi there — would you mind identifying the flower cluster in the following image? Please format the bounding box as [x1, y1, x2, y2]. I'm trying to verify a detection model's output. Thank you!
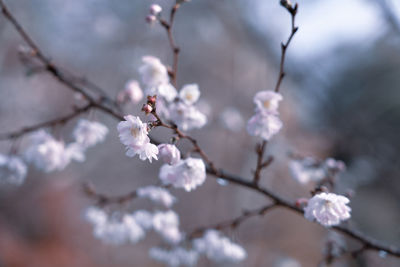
[159, 157, 206, 192]
[247, 91, 283, 140]
[25, 130, 85, 172]
[193, 229, 247, 263]
[137, 186, 177, 208]
[304, 192, 351, 227]
[73, 119, 109, 149]
[117, 115, 158, 162]
[289, 157, 346, 184]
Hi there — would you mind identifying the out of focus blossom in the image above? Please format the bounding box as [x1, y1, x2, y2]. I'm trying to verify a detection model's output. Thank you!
[289, 157, 346, 184]
[219, 107, 244, 132]
[150, 4, 162, 16]
[73, 119, 108, 148]
[158, 144, 181, 165]
[247, 111, 282, 141]
[117, 115, 158, 162]
[149, 247, 198, 267]
[193, 229, 247, 263]
[132, 210, 154, 230]
[139, 56, 169, 88]
[137, 186, 176, 208]
[159, 157, 206, 191]
[0, 154, 27, 185]
[169, 102, 207, 131]
[145, 83, 178, 103]
[25, 130, 83, 172]
[253, 91, 282, 112]
[117, 80, 144, 104]
[304, 192, 351, 227]
[179, 84, 200, 105]
[289, 157, 325, 184]
[152, 210, 182, 244]
[85, 206, 146, 245]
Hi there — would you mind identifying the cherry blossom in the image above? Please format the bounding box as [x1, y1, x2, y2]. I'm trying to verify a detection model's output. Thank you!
[137, 186, 177, 208]
[193, 229, 247, 263]
[247, 110, 282, 141]
[304, 192, 351, 227]
[159, 157, 206, 191]
[73, 119, 109, 148]
[158, 144, 181, 165]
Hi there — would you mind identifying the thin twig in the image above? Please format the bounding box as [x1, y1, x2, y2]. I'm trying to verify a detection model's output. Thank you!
[0, 104, 93, 140]
[187, 203, 278, 239]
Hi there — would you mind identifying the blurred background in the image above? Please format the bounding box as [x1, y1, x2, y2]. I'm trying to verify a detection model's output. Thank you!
[0, 0, 400, 266]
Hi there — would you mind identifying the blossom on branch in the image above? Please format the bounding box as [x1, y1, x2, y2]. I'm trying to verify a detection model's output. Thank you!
[159, 157, 206, 191]
[117, 115, 158, 162]
[247, 110, 282, 141]
[149, 247, 198, 267]
[253, 91, 283, 113]
[117, 80, 144, 104]
[158, 144, 181, 165]
[25, 130, 84, 172]
[137, 185, 177, 208]
[193, 229, 247, 263]
[304, 192, 351, 227]
[152, 210, 183, 244]
[73, 119, 109, 148]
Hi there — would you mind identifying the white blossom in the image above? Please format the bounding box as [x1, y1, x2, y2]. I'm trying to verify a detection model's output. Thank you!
[304, 192, 351, 227]
[247, 111, 282, 141]
[73, 119, 108, 148]
[117, 115, 158, 162]
[152, 210, 182, 244]
[132, 210, 154, 230]
[139, 56, 169, 88]
[145, 83, 178, 103]
[193, 229, 247, 263]
[158, 144, 181, 165]
[0, 154, 27, 185]
[159, 157, 206, 192]
[85, 206, 145, 245]
[253, 91, 282, 112]
[25, 130, 75, 172]
[137, 186, 176, 208]
[169, 102, 207, 131]
[149, 247, 198, 267]
[117, 80, 144, 104]
[179, 84, 200, 105]
[150, 4, 162, 16]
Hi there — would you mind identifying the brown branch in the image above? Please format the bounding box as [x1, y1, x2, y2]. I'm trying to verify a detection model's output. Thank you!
[187, 203, 278, 239]
[253, 141, 268, 184]
[0, 0, 118, 111]
[83, 182, 138, 206]
[0, 104, 93, 140]
[159, 3, 181, 87]
[1, 0, 400, 260]
[274, 1, 299, 93]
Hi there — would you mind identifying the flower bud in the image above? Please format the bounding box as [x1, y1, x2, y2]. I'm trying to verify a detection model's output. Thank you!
[142, 104, 153, 114]
[146, 15, 157, 24]
[150, 4, 162, 16]
[158, 144, 181, 165]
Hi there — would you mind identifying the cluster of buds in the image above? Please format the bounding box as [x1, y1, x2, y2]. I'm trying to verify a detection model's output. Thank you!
[142, 95, 157, 115]
[146, 4, 162, 24]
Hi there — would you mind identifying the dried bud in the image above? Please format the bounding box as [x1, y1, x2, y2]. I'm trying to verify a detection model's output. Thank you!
[146, 15, 157, 24]
[150, 4, 162, 16]
[142, 104, 153, 114]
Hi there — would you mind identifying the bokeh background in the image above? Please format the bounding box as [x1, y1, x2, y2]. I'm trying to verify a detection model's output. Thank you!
[0, 0, 399, 266]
